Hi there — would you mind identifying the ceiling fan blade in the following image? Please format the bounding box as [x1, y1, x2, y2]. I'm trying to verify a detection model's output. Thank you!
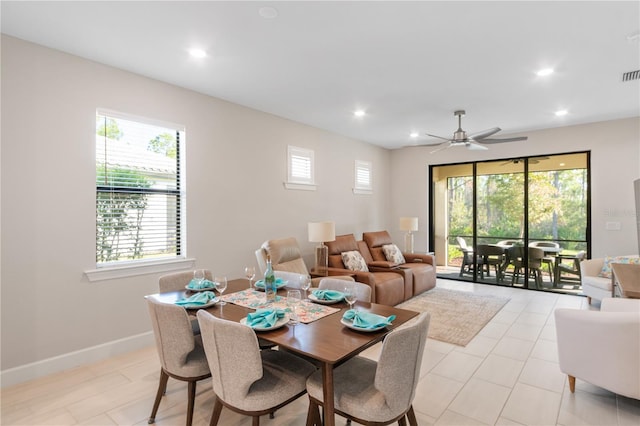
[466, 142, 489, 151]
[469, 127, 501, 140]
[478, 136, 528, 144]
[430, 143, 452, 154]
[425, 133, 453, 141]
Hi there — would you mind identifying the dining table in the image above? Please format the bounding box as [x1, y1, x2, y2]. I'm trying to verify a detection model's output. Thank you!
[147, 278, 419, 426]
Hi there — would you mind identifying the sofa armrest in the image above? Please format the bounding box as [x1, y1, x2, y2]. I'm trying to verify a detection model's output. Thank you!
[368, 260, 399, 268]
[554, 308, 640, 399]
[403, 253, 435, 266]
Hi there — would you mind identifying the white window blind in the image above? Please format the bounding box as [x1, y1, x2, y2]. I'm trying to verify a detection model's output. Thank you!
[354, 160, 372, 194]
[287, 145, 315, 187]
[95, 110, 184, 266]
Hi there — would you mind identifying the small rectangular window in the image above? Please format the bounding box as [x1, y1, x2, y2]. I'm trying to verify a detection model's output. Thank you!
[285, 145, 316, 190]
[95, 110, 183, 266]
[354, 160, 372, 194]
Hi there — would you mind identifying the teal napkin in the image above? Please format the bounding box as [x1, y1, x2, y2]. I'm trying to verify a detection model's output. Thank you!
[255, 278, 285, 289]
[312, 289, 344, 301]
[343, 309, 396, 329]
[187, 278, 215, 290]
[246, 308, 285, 328]
[175, 291, 216, 306]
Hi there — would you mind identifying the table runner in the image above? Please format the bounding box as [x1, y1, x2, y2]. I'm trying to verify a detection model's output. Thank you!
[220, 289, 340, 324]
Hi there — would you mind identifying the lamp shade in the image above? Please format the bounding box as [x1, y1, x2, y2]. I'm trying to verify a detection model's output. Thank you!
[308, 221, 336, 242]
[399, 217, 418, 232]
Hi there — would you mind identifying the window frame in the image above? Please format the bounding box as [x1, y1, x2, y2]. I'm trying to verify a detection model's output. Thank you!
[284, 145, 316, 191]
[87, 109, 191, 281]
[353, 160, 373, 194]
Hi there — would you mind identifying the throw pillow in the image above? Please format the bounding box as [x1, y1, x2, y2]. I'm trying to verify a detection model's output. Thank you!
[382, 244, 405, 264]
[341, 250, 369, 272]
[599, 255, 640, 278]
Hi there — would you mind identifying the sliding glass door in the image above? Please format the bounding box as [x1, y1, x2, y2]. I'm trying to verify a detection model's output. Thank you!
[431, 152, 590, 294]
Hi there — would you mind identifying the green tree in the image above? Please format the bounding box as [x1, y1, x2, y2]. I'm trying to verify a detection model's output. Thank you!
[147, 132, 177, 158]
[96, 116, 123, 140]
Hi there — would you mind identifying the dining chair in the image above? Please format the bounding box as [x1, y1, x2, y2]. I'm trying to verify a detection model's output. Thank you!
[475, 244, 505, 284]
[158, 270, 213, 336]
[319, 278, 372, 302]
[196, 310, 316, 426]
[509, 247, 545, 289]
[529, 241, 560, 282]
[305, 312, 430, 426]
[456, 237, 475, 277]
[145, 297, 211, 426]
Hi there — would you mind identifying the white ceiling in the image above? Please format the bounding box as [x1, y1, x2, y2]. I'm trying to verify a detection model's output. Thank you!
[2, 1, 639, 150]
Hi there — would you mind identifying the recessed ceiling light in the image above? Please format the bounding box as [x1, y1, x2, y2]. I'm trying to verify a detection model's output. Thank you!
[259, 7, 278, 19]
[536, 68, 554, 77]
[354, 110, 366, 117]
[189, 48, 207, 59]
[409, 132, 419, 138]
[555, 109, 568, 116]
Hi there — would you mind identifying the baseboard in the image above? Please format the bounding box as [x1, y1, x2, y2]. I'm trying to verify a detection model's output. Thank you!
[0, 331, 155, 388]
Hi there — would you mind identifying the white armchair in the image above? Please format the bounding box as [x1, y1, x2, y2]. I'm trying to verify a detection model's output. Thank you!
[581, 255, 639, 304]
[554, 298, 640, 399]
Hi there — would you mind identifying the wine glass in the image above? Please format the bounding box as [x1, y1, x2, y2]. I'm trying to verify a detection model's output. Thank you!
[193, 269, 205, 288]
[286, 290, 302, 325]
[299, 275, 312, 302]
[244, 266, 256, 291]
[214, 275, 228, 305]
[344, 284, 357, 311]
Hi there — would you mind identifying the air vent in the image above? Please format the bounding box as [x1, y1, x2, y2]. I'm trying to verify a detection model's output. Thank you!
[622, 70, 640, 82]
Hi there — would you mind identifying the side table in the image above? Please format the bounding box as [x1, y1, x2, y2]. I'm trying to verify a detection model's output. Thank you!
[611, 263, 640, 299]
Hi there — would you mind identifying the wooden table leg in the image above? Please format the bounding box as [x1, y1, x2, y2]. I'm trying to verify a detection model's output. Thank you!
[321, 363, 335, 426]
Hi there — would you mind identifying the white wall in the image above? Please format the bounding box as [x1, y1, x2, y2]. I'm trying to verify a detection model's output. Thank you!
[0, 35, 392, 381]
[390, 117, 640, 258]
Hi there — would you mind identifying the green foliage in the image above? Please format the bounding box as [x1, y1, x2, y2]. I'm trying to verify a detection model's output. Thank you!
[96, 167, 151, 263]
[96, 116, 123, 140]
[147, 132, 177, 159]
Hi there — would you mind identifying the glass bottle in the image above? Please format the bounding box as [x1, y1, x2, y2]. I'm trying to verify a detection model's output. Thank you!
[264, 254, 276, 302]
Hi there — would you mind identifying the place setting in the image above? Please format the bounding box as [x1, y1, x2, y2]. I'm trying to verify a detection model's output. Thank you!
[174, 270, 227, 309]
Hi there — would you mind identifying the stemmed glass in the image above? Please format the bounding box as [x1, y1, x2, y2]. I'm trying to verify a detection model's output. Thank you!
[244, 266, 256, 291]
[193, 269, 205, 288]
[344, 284, 357, 311]
[299, 275, 312, 302]
[215, 275, 228, 305]
[286, 290, 302, 325]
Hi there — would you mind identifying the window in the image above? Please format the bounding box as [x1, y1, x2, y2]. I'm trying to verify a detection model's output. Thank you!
[353, 160, 372, 194]
[95, 110, 183, 267]
[285, 145, 316, 190]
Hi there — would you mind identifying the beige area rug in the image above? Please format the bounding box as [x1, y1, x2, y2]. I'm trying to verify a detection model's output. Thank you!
[397, 288, 510, 346]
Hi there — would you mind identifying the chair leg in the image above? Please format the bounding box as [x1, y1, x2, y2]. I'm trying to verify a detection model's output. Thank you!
[306, 399, 321, 426]
[406, 406, 418, 426]
[209, 397, 224, 426]
[587, 296, 592, 305]
[149, 369, 169, 424]
[186, 380, 197, 426]
[398, 416, 407, 426]
[568, 375, 576, 393]
[252, 416, 259, 426]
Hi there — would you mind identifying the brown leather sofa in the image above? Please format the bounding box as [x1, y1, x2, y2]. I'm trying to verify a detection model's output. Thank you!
[363, 230, 436, 298]
[324, 234, 412, 306]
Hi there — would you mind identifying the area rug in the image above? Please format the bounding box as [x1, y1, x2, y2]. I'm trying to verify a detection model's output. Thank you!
[397, 288, 510, 346]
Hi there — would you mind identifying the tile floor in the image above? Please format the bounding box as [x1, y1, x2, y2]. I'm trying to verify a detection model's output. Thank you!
[2, 279, 639, 425]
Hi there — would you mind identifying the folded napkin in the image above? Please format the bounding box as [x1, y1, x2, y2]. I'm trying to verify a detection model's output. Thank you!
[255, 278, 285, 289]
[343, 309, 396, 329]
[312, 289, 344, 301]
[186, 278, 215, 290]
[246, 308, 285, 328]
[175, 291, 217, 306]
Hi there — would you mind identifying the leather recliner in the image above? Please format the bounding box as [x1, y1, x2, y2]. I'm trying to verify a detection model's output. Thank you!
[363, 230, 436, 298]
[325, 234, 412, 306]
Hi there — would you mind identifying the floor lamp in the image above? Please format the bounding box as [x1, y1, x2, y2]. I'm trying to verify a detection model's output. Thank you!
[399, 217, 418, 253]
[308, 221, 335, 276]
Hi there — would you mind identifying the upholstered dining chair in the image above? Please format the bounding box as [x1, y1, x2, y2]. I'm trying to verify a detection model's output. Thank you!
[158, 270, 213, 336]
[145, 296, 211, 426]
[196, 310, 316, 426]
[305, 312, 430, 426]
[529, 241, 560, 282]
[319, 278, 372, 302]
[159, 270, 213, 293]
[456, 237, 475, 277]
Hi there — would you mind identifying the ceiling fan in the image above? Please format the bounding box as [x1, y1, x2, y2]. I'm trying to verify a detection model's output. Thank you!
[422, 110, 528, 154]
